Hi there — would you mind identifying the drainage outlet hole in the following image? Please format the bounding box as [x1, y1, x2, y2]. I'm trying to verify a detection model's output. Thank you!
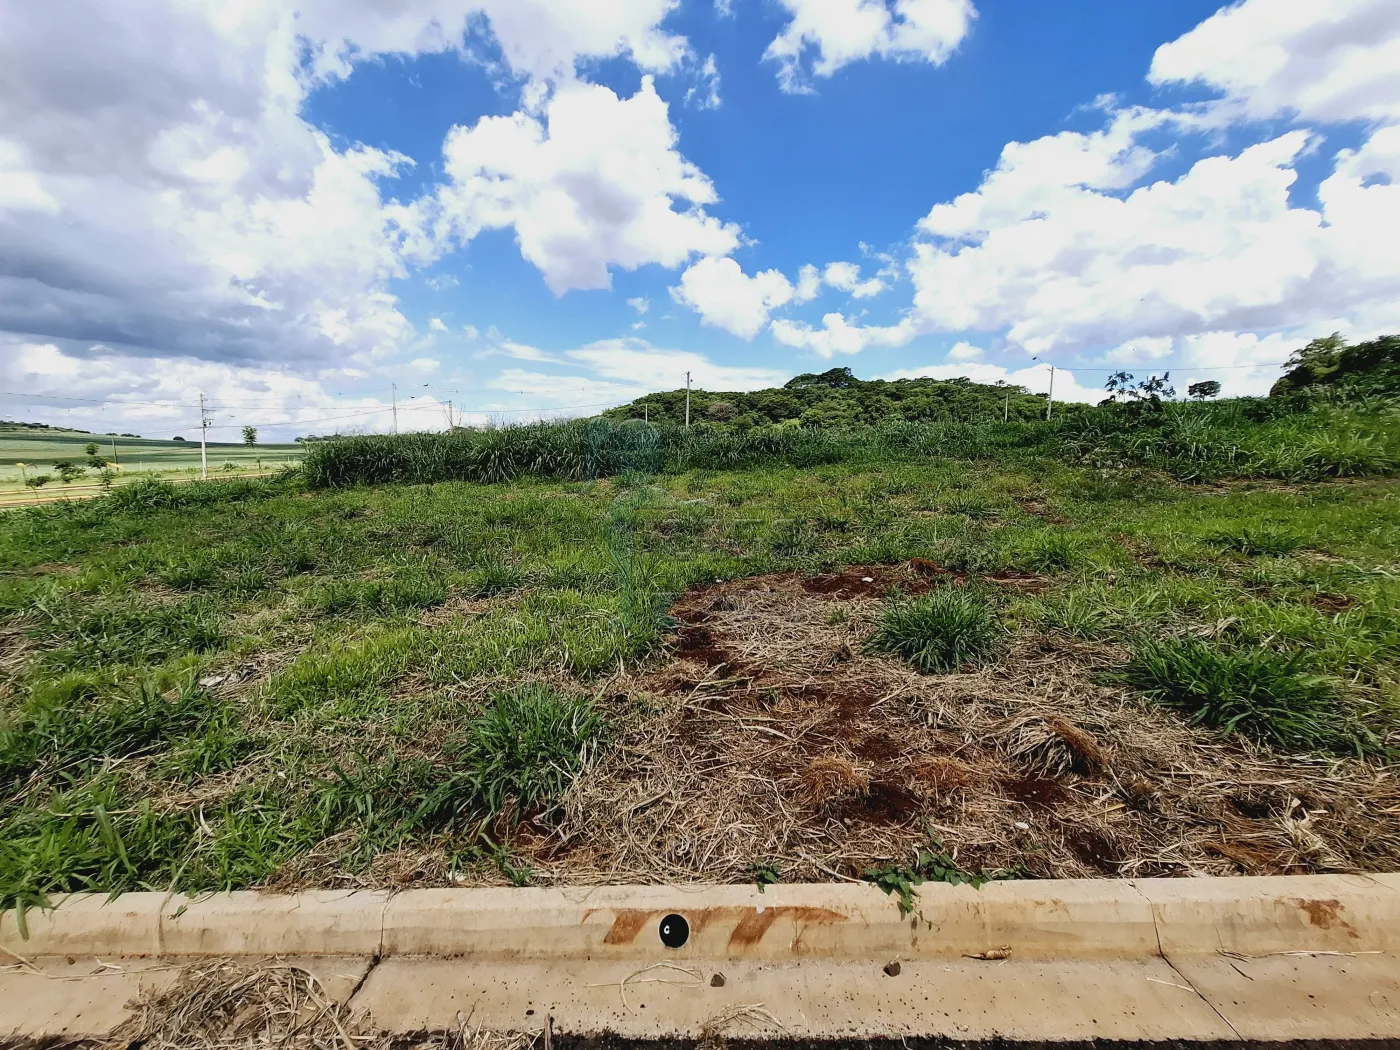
[659, 913, 690, 949]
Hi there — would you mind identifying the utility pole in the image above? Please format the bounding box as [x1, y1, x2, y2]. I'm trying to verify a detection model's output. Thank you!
[1003, 390, 1010, 423]
[110, 434, 119, 465]
[684, 372, 691, 429]
[392, 383, 398, 435]
[199, 393, 210, 479]
[447, 400, 454, 430]
[1046, 366, 1055, 421]
[643, 402, 648, 423]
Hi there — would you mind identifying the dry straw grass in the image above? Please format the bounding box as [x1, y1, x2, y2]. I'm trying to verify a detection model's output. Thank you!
[105, 959, 536, 1050]
[503, 565, 1400, 883]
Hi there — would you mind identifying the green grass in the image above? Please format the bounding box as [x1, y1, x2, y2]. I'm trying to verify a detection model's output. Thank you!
[866, 589, 999, 672]
[1117, 638, 1377, 755]
[1, 428, 1398, 908]
[1207, 525, 1308, 557]
[413, 683, 605, 826]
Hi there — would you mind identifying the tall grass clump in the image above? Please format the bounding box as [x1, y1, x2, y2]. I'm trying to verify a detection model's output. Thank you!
[1062, 399, 1400, 482]
[1207, 525, 1307, 557]
[1117, 638, 1375, 755]
[412, 684, 605, 826]
[308, 571, 448, 615]
[302, 418, 1062, 489]
[0, 674, 226, 791]
[867, 589, 998, 673]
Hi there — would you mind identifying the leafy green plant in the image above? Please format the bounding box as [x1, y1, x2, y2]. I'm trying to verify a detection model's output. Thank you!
[1117, 638, 1374, 754]
[867, 589, 997, 673]
[52, 461, 86, 484]
[1005, 530, 1085, 572]
[751, 858, 781, 892]
[309, 571, 448, 615]
[864, 842, 990, 915]
[766, 517, 820, 557]
[0, 674, 227, 790]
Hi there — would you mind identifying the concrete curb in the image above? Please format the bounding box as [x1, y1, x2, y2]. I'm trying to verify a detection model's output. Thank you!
[3, 874, 1397, 960]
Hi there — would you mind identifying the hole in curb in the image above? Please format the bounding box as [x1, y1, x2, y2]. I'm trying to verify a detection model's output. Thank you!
[659, 913, 689, 949]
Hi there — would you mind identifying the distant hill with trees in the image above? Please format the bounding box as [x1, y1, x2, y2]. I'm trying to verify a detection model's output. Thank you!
[601, 367, 1057, 427]
[1271, 334, 1400, 400]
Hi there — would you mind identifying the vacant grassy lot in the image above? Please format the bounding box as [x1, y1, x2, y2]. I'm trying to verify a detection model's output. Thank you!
[1, 448, 1398, 911]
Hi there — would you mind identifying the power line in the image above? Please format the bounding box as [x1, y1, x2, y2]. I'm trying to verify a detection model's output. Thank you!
[0, 391, 201, 409]
[1041, 361, 1290, 373]
[200, 398, 631, 431]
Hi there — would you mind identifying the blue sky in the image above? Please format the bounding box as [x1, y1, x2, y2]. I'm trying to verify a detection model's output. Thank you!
[2, 0, 1399, 438]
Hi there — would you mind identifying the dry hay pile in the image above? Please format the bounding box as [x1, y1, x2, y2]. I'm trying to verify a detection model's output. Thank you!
[106, 959, 534, 1050]
[517, 564, 1400, 883]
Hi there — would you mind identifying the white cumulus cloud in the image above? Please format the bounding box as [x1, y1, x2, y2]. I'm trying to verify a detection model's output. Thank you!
[771, 313, 915, 357]
[764, 0, 976, 92]
[1148, 0, 1400, 125]
[436, 78, 740, 295]
[822, 260, 886, 298]
[670, 256, 795, 339]
[0, 0, 705, 385]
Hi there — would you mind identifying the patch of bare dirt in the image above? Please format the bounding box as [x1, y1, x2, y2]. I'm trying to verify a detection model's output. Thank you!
[1307, 593, 1357, 615]
[515, 568, 1400, 885]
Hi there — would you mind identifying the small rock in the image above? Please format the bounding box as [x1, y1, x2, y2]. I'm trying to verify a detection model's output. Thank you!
[861, 576, 874, 583]
[710, 973, 726, 988]
[883, 960, 902, 977]
[1014, 821, 1030, 831]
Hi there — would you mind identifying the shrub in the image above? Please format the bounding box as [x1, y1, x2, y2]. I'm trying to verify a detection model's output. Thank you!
[1117, 638, 1373, 754]
[867, 590, 997, 673]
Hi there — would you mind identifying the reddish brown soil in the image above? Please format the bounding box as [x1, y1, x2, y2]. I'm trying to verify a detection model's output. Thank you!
[526, 566, 1400, 887]
[1002, 775, 1071, 810]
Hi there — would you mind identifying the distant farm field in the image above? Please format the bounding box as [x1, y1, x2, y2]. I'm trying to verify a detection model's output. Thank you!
[0, 428, 302, 497]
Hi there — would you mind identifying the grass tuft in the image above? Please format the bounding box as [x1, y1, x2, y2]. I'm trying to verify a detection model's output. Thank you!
[1117, 638, 1373, 755]
[1207, 526, 1307, 557]
[467, 551, 526, 598]
[413, 683, 605, 827]
[867, 589, 997, 673]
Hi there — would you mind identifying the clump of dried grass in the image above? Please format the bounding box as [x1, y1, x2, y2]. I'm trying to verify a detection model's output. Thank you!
[106, 960, 537, 1050]
[798, 755, 870, 807]
[519, 569, 1400, 885]
[108, 961, 369, 1050]
[1004, 715, 1107, 776]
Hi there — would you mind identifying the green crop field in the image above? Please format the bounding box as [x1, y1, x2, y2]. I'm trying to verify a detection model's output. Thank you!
[2, 338, 1399, 915]
[0, 427, 302, 495]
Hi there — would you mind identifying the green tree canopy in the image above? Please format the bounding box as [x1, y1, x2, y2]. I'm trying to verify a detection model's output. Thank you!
[1271, 334, 1400, 398]
[603, 370, 1054, 428]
